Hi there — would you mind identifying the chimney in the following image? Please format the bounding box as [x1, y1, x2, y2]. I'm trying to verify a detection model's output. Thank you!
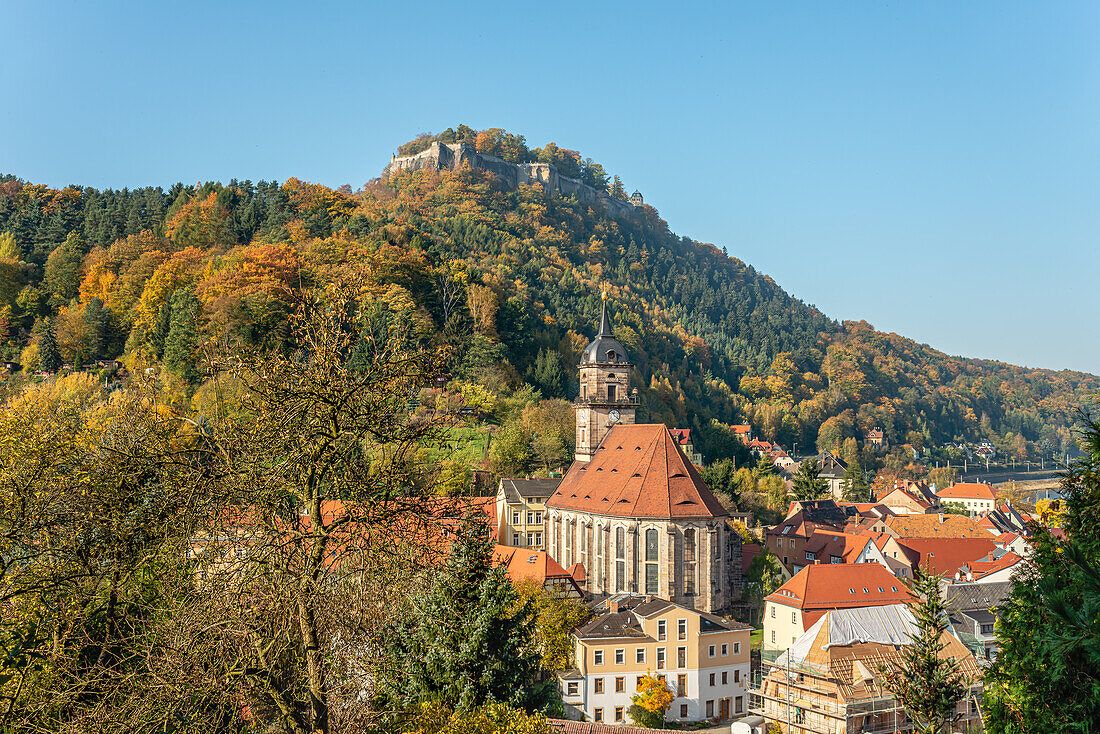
[938, 513, 944, 523]
[645, 594, 654, 603]
[609, 599, 620, 614]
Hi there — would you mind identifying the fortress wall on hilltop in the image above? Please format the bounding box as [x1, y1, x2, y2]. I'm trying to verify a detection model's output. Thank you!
[386, 141, 638, 219]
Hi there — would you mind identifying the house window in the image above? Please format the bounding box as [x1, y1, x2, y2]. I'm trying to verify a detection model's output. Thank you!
[614, 706, 624, 722]
[706, 700, 714, 718]
[678, 619, 687, 640]
[722, 671, 728, 684]
[594, 708, 603, 722]
[981, 624, 994, 634]
[677, 646, 687, 668]
[566, 681, 578, 695]
[721, 643, 729, 655]
[615, 677, 625, 693]
[709, 644, 716, 657]
[636, 675, 644, 690]
[677, 674, 687, 697]
[527, 511, 534, 524]
[733, 642, 740, 655]
[512, 511, 521, 525]
[658, 620, 667, 641]
[645, 529, 659, 594]
[593, 649, 603, 665]
[615, 649, 625, 664]
[791, 612, 796, 623]
[805, 551, 816, 561]
[656, 648, 666, 670]
[771, 630, 776, 643]
[734, 669, 740, 683]
[709, 672, 715, 686]
[512, 533, 521, 546]
[679, 704, 688, 718]
[594, 678, 604, 694]
[736, 696, 744, 714]
[636, 648, 646, 664]
[770, 605, 775, 618]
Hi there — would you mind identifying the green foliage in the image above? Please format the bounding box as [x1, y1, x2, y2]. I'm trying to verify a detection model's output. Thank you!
[629, 673, 672, 727]
[35, 317, 60, 372]
[374, 524, 553, 716]
[513, 581, 591, 672]
[163, 287, 201, 384]
[879, 570, 967, 734]
[984, 414, 1100, 732]
[791, 458, 828, 502]
[840, 455, 870, 502]
[526, 347, 567, 399]
[941, 501, 970, 516]
[701, 458, 740, 506]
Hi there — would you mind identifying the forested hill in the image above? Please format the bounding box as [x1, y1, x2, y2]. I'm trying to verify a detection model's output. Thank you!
[0, 126, 1095, 466]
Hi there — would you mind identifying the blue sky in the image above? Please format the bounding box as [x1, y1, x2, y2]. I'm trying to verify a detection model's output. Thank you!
[2, 2, 1097, 374]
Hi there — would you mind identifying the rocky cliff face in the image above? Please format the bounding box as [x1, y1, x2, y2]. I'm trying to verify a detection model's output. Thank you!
[386, 142, 639, 219]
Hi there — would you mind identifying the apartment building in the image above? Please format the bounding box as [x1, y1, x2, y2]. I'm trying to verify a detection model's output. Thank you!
[496, 477, 559, 549]
[560, 594, 751, 724]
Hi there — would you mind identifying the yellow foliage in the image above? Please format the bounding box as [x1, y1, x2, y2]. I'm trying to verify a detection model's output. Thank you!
[634, 672, 674, 714]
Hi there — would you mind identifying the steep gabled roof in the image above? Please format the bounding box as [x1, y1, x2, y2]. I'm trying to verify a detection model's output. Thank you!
[499, 477, 561, 503]
[548, 424, 728, 519]
[804, 530, 873, 563]
[492, 545, 574, 586]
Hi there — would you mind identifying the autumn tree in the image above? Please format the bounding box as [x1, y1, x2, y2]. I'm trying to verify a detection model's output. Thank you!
[628, 673, 672, 727]
[513, 581, 591, 672]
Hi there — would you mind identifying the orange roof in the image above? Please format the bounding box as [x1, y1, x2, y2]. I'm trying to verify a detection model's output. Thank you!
[804, 529, 873, 563]
[731, 425, 752, 434]
[965, 552, 1023, 580]
[765, 563, 912, 613]
[885, 514, 993, 539]
[493, 544, 573, 584]
[548, 424, 728, 519]
[938, 482, 997, 500]
[895, 537, 998, 576]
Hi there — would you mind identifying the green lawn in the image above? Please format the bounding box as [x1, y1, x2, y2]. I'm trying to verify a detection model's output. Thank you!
[750, 628, 763, 651]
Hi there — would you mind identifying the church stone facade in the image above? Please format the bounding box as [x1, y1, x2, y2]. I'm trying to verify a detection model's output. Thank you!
[546, 301, 742, 613]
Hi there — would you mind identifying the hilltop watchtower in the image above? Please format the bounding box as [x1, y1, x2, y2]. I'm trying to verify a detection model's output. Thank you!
[630, 190, 644, 207]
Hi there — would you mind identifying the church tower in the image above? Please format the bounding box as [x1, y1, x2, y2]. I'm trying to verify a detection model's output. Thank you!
[574, 294, 636, 462]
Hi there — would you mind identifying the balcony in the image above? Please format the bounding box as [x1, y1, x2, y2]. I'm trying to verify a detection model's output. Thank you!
[574, 393, 639, 407]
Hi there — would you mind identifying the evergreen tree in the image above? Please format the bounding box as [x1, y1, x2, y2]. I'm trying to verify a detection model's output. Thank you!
[37, 318, 61, 373]
[984, 415, 1100, 731]
[840, 455, 870, 502]
[791, 458, 827, 501]
[163, 287, 201, 384]
[879, 570, 967, 734]
[701, 458, 740, 506]
[375, 522, 552, 715]
[83, 297, 109, 361]
[753, 452, 778, 479]
[526, 347, 566, 399]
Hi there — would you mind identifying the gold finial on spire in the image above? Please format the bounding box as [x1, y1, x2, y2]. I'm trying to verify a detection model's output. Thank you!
[601, 290, 608, 301]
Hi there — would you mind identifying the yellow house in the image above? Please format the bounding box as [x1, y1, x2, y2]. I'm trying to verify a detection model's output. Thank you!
[560, 594, 751, 725]
[496, 477, 559, 550]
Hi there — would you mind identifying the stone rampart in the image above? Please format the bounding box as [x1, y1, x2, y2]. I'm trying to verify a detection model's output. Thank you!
[385, 142, 639, 219]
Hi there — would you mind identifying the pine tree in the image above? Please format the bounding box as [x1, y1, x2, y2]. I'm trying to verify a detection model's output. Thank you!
[841, 455, 870, 502]
[83, 297, 109, 361]
[163, 287, 201, 384]
[526, 347, 566, 399]
[754, 452, 777, 479]
[791, 458, 827, 501]
[375, 522, 552, 715]
[880, 570, 966, 734]
[37, 318, 61, 373]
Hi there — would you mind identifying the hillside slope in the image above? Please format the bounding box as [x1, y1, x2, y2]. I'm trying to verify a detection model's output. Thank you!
[0, 127, 1095, 467]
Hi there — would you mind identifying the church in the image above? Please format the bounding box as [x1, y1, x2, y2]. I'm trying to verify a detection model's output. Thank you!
[545, 297, 742, 613]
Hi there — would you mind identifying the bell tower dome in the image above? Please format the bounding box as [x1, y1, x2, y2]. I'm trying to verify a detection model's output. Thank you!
[574, 293, 636, 462]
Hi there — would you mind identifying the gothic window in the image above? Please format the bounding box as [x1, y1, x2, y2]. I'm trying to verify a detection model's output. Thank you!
[595, 526, 604, 589]
[645, 529, 659, 595]
[683, 528, 696, 596]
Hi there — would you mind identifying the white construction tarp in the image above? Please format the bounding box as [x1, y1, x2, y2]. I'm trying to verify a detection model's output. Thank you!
[776, 603, 918, 669]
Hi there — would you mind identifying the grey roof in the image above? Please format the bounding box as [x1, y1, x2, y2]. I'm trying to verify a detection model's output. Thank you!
[574, 611, 646, 640]
[585, 593, 751, 635]
[500, 477, 561, 503]
[961, 609, 996, 625]
[946, 581, 1013, 614]
[580, 301, 630, 365]
[816, 450, 849, 478]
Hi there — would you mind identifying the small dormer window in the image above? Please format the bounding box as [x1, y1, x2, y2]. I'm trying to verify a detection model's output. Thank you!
[849, 588, 855, 594]
[607, 350, 617, 361]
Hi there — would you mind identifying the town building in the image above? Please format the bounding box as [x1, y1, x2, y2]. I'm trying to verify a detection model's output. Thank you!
[496, 477, 560, 549]
[768, 501, 862, 576]
[886, 537, 999, 577]
[977, 502, 1033, 537]
[937, 482, 998, 516]
[492, 545, 584, 599]
[883, 512, 992, 540]
[944, 580, 1013, 661]
[864, 427, 886, 449]
[668, 428, 704, 466]
[752, 604, 984, 734]
[815, 451, 848, 500]
[560, 594, 752, 724]
[547, 303, 743, 613]
[874, 486, 936, 516]
[762, 564, 912, 654]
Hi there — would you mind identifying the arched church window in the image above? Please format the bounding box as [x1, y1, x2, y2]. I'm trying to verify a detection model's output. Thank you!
[644, 529, 659, 595]
[683, 528, 697, 597]
[615, 527, 626, 592]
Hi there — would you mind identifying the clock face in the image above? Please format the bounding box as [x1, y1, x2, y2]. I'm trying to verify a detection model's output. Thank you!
[608, 409, 621, 423]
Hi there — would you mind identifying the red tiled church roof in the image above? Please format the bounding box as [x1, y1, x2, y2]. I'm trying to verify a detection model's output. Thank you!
[547, 424, 728, 519]
[938, 482, 997, 500]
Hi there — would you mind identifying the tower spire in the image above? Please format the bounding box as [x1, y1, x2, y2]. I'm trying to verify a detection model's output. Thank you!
[598, 290, 612, 337]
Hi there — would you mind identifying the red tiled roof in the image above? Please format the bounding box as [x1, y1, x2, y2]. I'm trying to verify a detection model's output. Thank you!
[965, 552, 1023, 580]
[895, 537, 998, 576]
[804, 529, 873, 563]
[938, 482, 997, 500]
[668, 428, 692, 445]
[551, 720, 664, 734]
[765, 563, 912, 612]
[548, 424, 728, 519]
[741, 542, 762, 576]
[493, 545, 573, 584]
[731, 424, 752, 434]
